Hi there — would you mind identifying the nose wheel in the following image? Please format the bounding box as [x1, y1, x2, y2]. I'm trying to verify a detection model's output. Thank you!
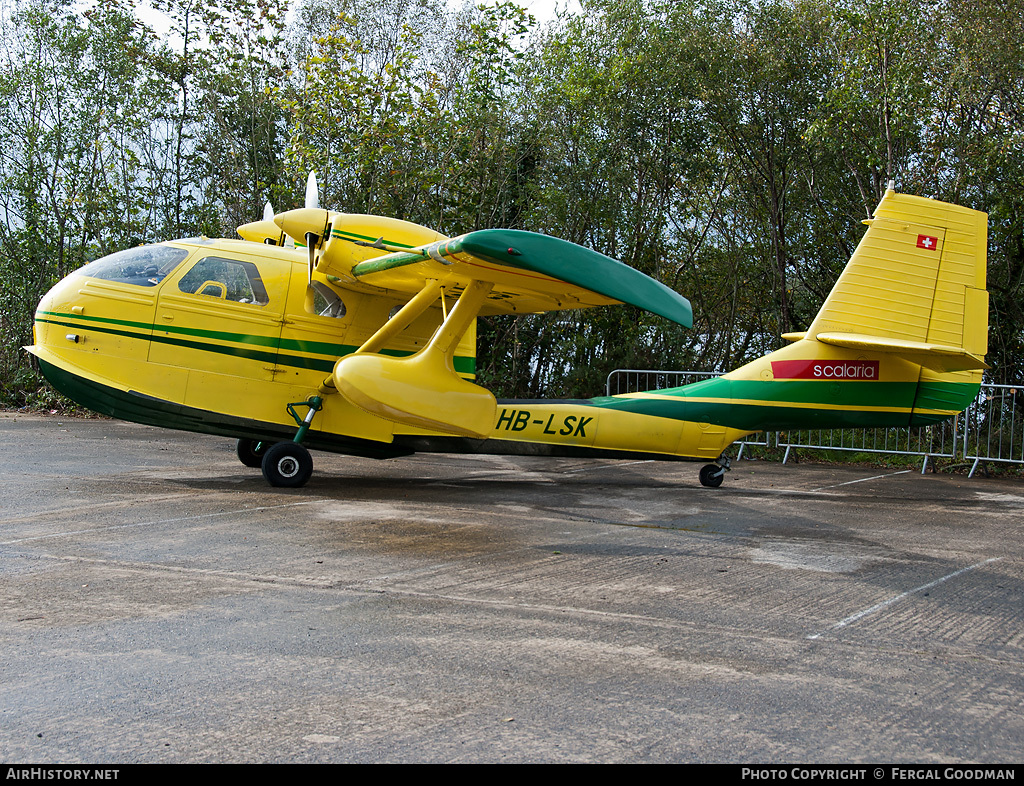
[239, 395, 323, 488]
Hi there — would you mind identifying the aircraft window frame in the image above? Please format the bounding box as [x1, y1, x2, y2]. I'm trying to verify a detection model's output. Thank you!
[177, 256, 270, 306]
[73, 245, 190, 287]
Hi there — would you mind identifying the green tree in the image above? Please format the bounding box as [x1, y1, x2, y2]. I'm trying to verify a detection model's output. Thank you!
[195, 0, 291, 232]
[0, 0, 174, 401]
[933, 0, 1024, 383]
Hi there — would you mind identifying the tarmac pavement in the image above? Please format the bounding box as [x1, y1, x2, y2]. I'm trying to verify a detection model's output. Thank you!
[1, 413, 1022, 763]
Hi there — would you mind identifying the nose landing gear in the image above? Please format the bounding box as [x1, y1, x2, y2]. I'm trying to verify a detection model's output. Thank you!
[261, 441, 313, 488]
[234, 396, 323, 488]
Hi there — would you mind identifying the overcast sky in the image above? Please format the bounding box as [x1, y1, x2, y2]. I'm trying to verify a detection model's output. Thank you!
[517, 0, 581, 22]
[135, 0, 582, 42]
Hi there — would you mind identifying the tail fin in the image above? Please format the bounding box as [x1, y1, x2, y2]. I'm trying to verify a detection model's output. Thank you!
[804, 188, 988, 373]
[715, 189, 988, 430]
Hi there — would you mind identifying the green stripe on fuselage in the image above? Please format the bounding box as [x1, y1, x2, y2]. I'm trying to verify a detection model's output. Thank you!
[35, 357, 412, 458]
[35, 312, 476, 375]
[587, 376, 979, 430]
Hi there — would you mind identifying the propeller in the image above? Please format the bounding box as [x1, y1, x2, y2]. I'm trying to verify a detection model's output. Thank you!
[272, 172, 333, 283]
[304, 172, 321, 280]
[272, 171, 444, 284]
[236, 200, 286, 245]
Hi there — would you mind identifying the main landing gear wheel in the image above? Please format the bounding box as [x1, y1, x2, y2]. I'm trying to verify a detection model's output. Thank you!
[236, 438, 268, 468]
[699, 463, 725, 488]
[261, 442, 313, 488]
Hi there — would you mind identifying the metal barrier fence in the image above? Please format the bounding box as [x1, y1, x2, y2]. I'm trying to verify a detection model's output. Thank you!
[604, 369, 771, 451]
[605, 369, 720, 395]
[776, 422, 959, 473]
[604, 369, 1022, 475]
[964, 384, 1024, 477]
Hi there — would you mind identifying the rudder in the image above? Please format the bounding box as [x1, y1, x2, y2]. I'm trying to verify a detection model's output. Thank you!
[807, 188, 988, 374]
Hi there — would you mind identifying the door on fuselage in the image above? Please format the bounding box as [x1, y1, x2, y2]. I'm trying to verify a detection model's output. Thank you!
[149, 248, 292, 408]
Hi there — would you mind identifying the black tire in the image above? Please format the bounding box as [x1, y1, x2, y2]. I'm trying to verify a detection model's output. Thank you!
[261, 442, 313, 488]
[699, 463, 724, 488]
[236, 438, 268, 468]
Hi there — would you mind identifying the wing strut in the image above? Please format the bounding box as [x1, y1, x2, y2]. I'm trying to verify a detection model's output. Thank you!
[332, 280, 497, 438]
[357, 279, 444, 355]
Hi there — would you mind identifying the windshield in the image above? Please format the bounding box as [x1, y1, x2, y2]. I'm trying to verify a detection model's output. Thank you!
[74, 245, 190, 287]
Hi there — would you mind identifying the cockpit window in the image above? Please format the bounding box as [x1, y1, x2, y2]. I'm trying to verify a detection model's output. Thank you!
[75, 245, 189, 287]
[177, 256, 269, 305]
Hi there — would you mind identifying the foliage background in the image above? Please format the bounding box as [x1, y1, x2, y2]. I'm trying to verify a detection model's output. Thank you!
[2, 0, 1022, 405]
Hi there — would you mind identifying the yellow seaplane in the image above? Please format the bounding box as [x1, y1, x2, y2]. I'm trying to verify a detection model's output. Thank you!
[28, 176, 989, 488]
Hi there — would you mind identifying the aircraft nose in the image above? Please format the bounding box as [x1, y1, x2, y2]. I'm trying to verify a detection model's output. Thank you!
[30, 273, 75, 353]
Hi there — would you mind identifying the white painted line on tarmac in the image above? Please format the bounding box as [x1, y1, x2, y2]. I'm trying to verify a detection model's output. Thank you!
[0, 500, 318, 545]
[807, 557, 1001, 640]
[810, 470, 911, 492]
[565, 460, 654, 475]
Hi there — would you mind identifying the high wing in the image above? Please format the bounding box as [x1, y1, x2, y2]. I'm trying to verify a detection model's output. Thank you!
[348, 229, 693, 326]
[269, 207, 692, 439]
[273, 209, 692, 326]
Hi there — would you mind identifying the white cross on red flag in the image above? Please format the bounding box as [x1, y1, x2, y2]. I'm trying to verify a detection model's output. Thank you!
[917, 234, 938, 250]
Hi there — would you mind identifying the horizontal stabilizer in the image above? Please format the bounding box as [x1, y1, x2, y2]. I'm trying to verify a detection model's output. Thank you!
[816, 332, 989, 372]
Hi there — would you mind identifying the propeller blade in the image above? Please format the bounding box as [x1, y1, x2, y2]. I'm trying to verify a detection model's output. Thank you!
[306, 232, 319, 282]
[305, 172, 319, 210]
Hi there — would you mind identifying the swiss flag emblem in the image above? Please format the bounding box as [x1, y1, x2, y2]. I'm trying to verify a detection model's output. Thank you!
[917, 234, 939, 250]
